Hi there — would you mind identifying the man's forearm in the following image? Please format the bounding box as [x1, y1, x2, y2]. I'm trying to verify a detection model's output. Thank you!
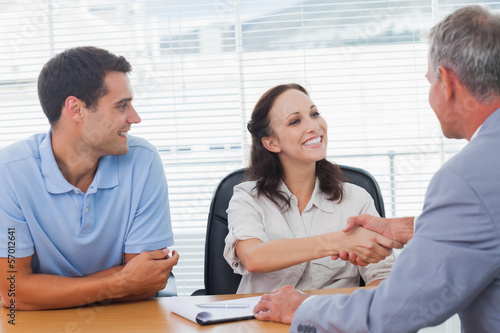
[86, 264, 124, 278]
[84, 265, 157, 303]
[13, 270, 129, 310]
[1, 249, 177, 310]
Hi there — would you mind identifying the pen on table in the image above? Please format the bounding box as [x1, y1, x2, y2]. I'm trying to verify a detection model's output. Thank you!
[196, 303, 249, 308]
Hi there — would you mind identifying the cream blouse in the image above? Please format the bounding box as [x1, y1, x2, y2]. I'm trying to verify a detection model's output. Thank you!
[223, 179, 395, 294]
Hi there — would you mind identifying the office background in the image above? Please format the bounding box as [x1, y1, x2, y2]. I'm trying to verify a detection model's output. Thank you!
[0, 1, 496, 309]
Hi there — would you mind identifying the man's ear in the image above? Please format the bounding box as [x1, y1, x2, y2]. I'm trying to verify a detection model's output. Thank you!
[63, 96, 84, 122]
[261, 136, 281, 153]
[438, 66, 455, 102]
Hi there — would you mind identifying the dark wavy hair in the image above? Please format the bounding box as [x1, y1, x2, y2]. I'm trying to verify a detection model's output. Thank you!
[246, 83, 345, 210]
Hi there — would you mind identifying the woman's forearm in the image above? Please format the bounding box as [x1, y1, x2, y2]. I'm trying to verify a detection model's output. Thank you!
[235, 234, 338, 273]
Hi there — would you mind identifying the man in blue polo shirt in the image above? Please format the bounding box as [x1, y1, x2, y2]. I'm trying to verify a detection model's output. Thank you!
[0, 46, 179, 310]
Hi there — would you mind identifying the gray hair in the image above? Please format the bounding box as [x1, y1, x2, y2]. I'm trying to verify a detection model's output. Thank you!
[429, 5, 500, 102]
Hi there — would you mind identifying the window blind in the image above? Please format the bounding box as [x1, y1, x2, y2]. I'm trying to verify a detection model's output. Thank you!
[0, 0, 497, 301]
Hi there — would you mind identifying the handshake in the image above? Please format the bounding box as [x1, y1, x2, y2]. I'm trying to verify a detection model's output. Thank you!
[333, 214, 415, 266]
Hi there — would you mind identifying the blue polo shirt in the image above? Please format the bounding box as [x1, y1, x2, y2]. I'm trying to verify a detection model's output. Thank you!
[0, 132, 174, 277]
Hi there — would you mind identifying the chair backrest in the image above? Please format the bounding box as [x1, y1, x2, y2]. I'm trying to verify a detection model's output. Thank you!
[202, 165, 385, 295]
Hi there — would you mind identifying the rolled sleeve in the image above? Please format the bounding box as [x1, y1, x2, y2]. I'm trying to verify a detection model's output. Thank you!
[358, 253, 395, 285]
[223, 183, 268, 275]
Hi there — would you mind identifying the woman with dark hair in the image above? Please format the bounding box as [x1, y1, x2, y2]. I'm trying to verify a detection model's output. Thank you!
[224, 83, 400, 294]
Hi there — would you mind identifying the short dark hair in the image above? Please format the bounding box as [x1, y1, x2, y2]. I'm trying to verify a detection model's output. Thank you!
[246, 83, 344, 210]
[37, 46, 132, 124]
[429, 5, 500, 102]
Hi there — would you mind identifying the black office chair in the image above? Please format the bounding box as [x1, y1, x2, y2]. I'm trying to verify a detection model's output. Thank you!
[192, 165, 385, 295]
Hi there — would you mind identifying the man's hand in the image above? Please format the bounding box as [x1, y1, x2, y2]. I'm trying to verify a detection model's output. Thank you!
[332, 214, 414, 265]
[343, 214, 414, 244]
[0, 249, 179, 310]
[253, 285, 310, 324]
[344, 214, 395, 240]
[330, 226, 402, 264]
[118, 248, 179, 297]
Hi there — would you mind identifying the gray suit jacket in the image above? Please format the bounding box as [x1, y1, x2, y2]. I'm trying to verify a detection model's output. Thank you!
[291, 109, 500, 333]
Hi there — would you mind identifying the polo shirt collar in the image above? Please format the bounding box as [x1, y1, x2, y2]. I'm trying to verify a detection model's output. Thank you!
[95, 155, 119, 189]
[40, 131, 119, 194]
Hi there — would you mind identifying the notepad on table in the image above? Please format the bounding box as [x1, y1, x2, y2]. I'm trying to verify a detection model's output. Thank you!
[165, 295, 261, 325]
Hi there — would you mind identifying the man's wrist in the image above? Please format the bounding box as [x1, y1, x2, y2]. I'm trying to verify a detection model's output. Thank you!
[107, 271, 129, 299]
[392, 217, 415, 244]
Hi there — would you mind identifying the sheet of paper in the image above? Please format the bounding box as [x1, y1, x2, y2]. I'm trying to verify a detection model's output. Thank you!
[165, 295, 261, 325]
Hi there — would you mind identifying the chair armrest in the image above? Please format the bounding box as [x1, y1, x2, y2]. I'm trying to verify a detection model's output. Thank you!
[190, 289, 207, 296]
